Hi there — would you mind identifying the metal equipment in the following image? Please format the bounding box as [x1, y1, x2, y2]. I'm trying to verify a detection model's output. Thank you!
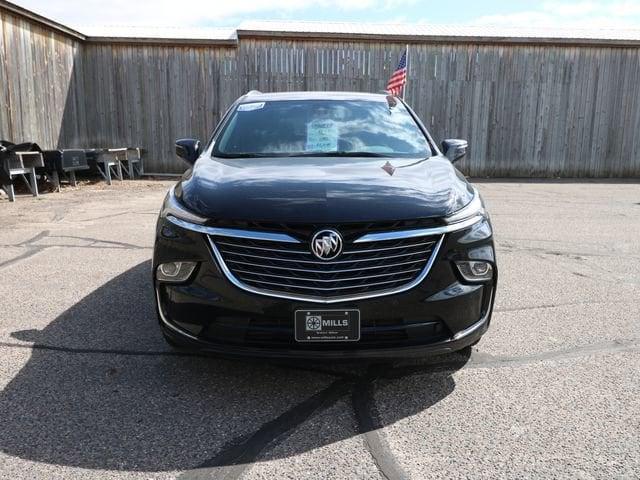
[1, 143, 44, 202]
[42, 149, 90, 190]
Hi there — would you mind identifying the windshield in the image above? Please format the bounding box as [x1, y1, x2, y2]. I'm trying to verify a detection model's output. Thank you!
[212, 98, 431, 158]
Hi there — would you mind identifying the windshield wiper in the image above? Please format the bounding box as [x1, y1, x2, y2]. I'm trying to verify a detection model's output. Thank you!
[214, 152, 274, 158]
[215, 151, 394, 158]
[292, 151, 392, 158]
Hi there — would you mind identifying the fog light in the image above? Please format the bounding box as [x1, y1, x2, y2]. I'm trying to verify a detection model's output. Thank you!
[455, 261, 493, 282]
[156, 261, 197, 283]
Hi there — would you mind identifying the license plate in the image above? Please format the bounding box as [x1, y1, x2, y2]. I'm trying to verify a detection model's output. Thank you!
[294, 309, 360, 342]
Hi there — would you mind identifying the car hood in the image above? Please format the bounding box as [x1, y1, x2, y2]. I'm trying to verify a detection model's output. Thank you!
[178, 155, 474, 223]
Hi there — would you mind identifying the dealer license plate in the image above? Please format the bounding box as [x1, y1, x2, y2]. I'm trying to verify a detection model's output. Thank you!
[294, 309, 360, 342]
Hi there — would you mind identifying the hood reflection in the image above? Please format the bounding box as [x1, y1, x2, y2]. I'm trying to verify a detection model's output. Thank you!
[180, 155, 473, 223]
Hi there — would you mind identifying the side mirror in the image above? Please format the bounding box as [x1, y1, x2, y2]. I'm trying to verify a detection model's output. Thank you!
[442, 139, 468, 163]
[175, 138, 201, 165]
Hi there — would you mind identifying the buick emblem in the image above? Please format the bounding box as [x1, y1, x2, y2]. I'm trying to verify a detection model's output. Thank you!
[310, 229, 343, 260]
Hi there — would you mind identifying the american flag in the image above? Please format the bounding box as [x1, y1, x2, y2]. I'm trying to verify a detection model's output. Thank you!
[386, 49, 407, 96]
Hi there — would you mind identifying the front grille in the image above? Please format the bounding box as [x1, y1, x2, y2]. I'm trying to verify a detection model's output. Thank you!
[208, 231, 442, 301]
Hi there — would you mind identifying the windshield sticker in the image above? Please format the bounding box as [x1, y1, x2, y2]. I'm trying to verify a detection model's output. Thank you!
[305, 119, 338, 152]
[237, 102, 265, 112]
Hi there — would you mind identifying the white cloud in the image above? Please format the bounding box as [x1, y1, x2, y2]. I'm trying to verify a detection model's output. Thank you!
[542, 1, 601, 16]
[19, 0, 294, 27]
[606, 1, 640, 15]
[13, 0, 640, 30]
[473, 1, 640, 29]
[14, 0, 403, 27]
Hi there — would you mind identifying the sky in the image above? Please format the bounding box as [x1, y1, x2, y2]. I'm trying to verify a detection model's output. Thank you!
[13, 0, 640, 30]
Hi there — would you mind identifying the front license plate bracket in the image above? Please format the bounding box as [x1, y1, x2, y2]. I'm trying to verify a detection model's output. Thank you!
[294, 309, 360, 342]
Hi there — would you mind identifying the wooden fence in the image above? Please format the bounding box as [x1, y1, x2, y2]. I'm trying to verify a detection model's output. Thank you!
[2, 4, 640, 176]
[0, 7, 85, 150]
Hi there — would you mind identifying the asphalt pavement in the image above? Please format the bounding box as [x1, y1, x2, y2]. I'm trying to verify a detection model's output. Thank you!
[0, 179, 639, 479]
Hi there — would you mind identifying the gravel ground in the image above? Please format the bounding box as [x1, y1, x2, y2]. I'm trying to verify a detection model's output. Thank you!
[0, 179, 639, 479]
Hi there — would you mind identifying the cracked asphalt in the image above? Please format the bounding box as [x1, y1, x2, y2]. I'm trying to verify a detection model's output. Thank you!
[0, 179, 639, 479]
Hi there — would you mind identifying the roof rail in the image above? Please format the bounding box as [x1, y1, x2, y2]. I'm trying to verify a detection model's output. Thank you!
[246, 90, 262, 96]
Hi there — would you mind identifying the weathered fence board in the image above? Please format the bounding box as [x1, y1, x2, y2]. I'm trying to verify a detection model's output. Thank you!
[79, 43, 240, 173]
[1, 5, 640, 176]
[0, 9, 83, 149]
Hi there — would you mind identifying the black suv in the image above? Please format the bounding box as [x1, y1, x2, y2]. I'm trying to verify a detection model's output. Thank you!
[153, 91, 496, 359]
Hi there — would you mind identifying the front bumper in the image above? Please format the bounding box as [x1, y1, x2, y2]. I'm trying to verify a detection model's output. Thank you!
[157, 291, 491, 360]
[153, 207, 497, 359]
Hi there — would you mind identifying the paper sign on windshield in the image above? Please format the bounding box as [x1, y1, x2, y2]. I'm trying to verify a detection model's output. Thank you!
[305, 119, 338, 152]
[237, 102, 265, 112]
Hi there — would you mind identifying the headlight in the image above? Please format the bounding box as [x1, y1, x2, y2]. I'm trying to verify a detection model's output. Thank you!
[444, 187, 485, 225]
[161, 185, 206, 224]
[458, 216, 493, 243]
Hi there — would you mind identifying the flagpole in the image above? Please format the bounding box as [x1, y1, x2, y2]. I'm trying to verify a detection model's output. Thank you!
[402, 44, 409, 101]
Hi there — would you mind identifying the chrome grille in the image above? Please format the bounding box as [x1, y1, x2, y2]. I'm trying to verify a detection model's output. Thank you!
[208, 231, 443, 302]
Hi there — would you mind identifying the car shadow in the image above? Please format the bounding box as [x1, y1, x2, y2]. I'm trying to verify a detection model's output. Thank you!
[0, 260, 470, 473]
